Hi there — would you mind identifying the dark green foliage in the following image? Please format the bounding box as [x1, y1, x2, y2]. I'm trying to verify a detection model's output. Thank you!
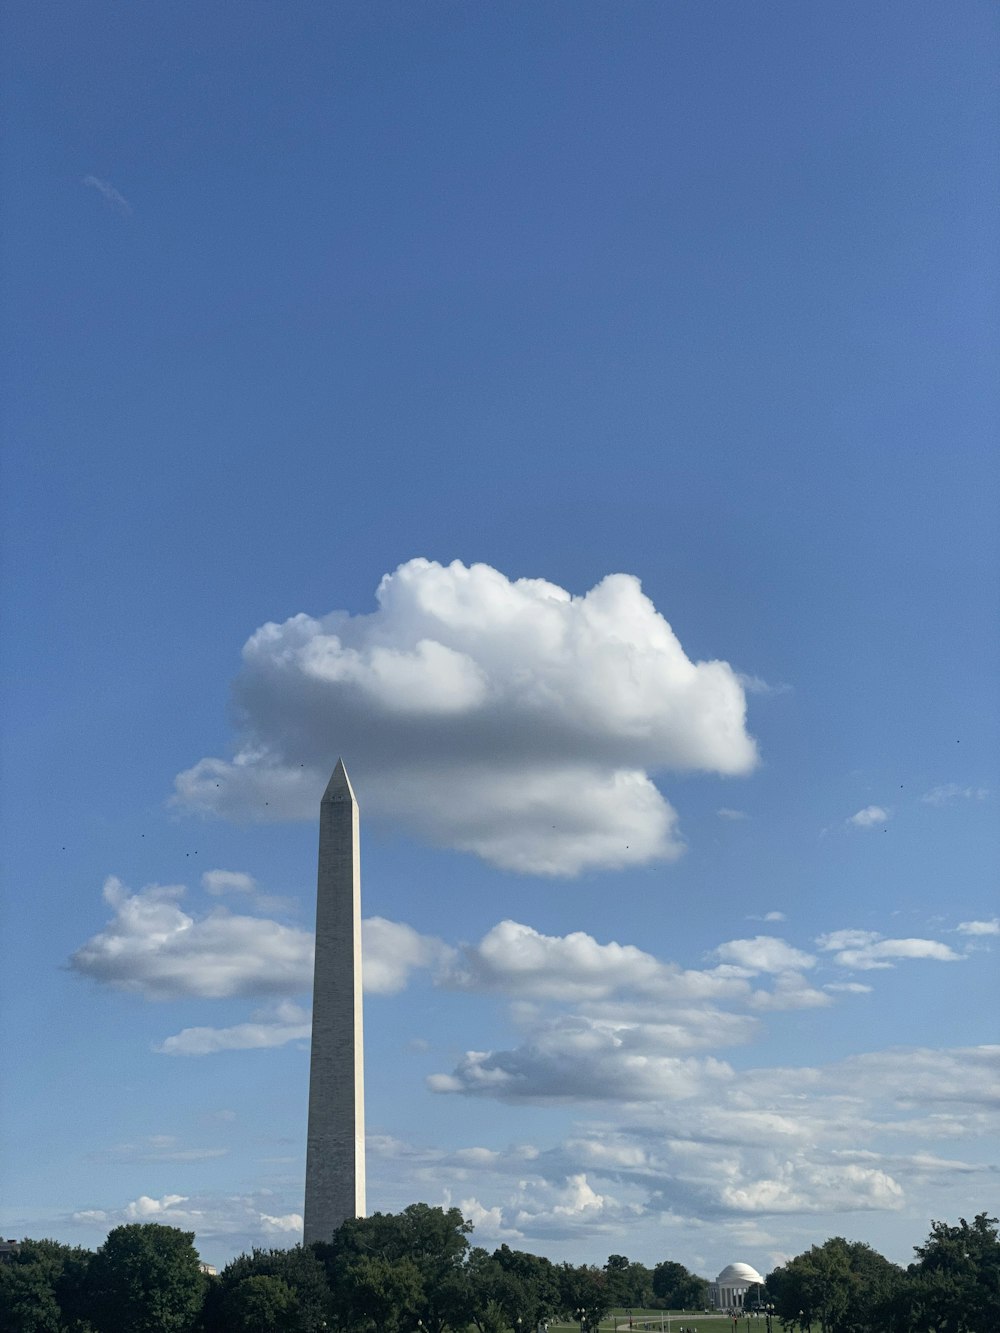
[314, 1203, 472, 1333]
[0, 1238, 93, 1333]
[7, 1204, 999, 1333]
[604, 1256, 654, 1310]
[492, 1245, 563, 1327]
[88, 1224, 205, 1333]
[555, 1262, 612, 1327]
[766, 1237, 903, 1333]
[458, 1248, 517, 1333]
[902, 1213, 1000, 1333]
[210, 1245, 331, 1333]
[650, 1260, 707, 1311]
[224, 1275, 299, 1332]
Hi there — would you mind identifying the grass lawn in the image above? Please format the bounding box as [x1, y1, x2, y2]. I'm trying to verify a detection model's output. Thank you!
[547, 1316, 772, 1333]
[545, 1313, 796, 1333]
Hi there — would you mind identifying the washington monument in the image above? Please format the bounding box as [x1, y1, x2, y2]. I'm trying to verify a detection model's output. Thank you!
[303, 759, 366, 1246]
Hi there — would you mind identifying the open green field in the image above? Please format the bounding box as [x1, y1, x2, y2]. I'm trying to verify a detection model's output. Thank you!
[547, 1314, 790, 1333]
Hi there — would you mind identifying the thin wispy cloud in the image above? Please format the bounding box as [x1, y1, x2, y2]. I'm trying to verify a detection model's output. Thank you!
[736, 673, 792, 697]
[921, 784, 991, 806]
[82, 174, 133, 215]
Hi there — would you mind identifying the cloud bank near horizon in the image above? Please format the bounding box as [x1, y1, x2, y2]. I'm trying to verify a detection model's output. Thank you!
[173, 559, 759, 875]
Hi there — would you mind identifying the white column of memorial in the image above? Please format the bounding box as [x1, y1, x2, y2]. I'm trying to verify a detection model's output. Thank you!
[303, 759, 366, 1246]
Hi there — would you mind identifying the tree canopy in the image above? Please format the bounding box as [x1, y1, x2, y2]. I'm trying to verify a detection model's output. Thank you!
[5, 1205, 998, 1333]
[651, 1260, 707, 1311]
[87, 1224, 205, 1333]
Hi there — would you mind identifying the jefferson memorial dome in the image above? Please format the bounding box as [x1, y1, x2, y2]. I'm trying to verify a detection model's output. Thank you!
[709, 1263, 765, 1310]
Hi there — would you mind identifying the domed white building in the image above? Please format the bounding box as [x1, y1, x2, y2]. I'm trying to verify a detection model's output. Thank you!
[708, 1262, 765, 1310]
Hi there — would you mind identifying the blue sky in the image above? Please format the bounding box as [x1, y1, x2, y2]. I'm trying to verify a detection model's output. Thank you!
[2, 0, 997, 1280]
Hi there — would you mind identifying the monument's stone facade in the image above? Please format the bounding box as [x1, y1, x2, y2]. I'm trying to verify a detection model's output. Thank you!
[303, 759, 366, 1245]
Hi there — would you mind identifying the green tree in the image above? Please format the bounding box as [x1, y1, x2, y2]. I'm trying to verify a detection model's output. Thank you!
[766, 1237, 902, 1333]
[0, 1239, 93, 1333]
[493, 1245, 563, 1327]
[211, 1246, 330, 1333]
[650, 1261, 706, 1311]
[87, 1224, 205, 1333]
[904, 1213, 1000, 1333]
[316, 1204, 472, 1333]
[604, 1256, 654, 1310]
[223, 1275, 299, 1333]
[337, 1254, 423, 1333]
[458, 1249, 518, 1333]
[556, 1263, 611, 1328]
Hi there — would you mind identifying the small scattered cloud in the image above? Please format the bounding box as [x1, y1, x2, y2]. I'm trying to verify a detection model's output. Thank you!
[816, 929, 962, 970]
[736, 673, 792, 697]
[848, 806, 889, 829]
[748, 973, 831, 1012]
[71, 1190, 303, 1247]
[718, 808, 749, 821]
[714, 936, 816, 974]
[156, 1001, 311, 1056]
[173, 559, 759, 875]
[921, 784, 990, 806]
[202, 870, 256, 896]
[956, 919, 1000, 937]
[82, 174, 132, 215]
[824, 982, 873, 995]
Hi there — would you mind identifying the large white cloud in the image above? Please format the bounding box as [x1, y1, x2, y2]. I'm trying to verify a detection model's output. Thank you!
[174, 559, 758, 875]
[70, 878, 315, 1000]
[70, 877, 446, 1003]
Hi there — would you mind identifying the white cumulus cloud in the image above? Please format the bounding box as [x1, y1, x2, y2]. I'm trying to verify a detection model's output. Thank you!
[848, 806, 889, 828]
[815, 929, 962, 970]
[202, 869, 257, 895]
[70, 877, 446, 1010]
[714, 936, 816, 974]
[70, 877, 314, 1000]
[173, 559, 758, 875]
[956, 918, 1000, 936]
[362, 916, 454, 994]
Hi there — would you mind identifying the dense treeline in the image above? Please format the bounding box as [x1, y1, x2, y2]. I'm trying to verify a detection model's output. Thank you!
[1, 1205, 996, 1333]
[764, 1214, 1000, 1333]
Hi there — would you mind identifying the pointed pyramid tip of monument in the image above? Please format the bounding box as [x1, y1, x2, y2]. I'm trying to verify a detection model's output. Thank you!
[322, 757, 357, 804]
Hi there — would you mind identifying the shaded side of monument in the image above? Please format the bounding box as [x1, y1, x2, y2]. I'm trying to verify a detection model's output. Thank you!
[303, 758, 366, 1245]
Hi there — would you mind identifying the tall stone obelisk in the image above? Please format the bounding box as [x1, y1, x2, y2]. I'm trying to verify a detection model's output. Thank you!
[303, 759, 365, 1245]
